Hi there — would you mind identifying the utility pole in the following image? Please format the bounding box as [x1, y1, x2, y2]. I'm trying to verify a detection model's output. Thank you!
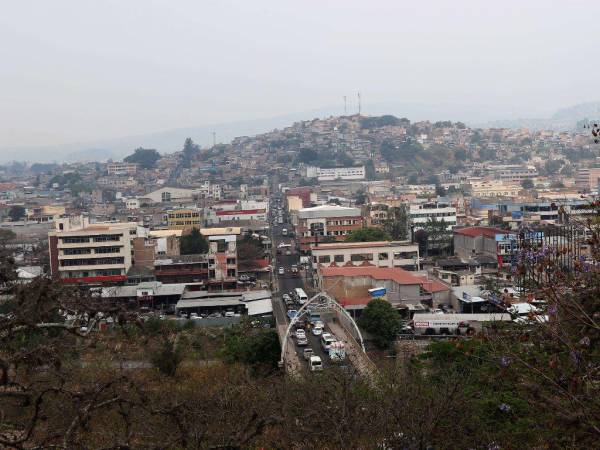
[343, 96, 347, 115]
[212, 132, 216, 147]
[357, 92, 361, 115]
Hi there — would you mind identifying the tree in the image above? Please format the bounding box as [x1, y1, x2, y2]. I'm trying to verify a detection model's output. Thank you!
[151, 336, 184, 377]
[0, 229, 16, 243]
[521, 178, 534, 189]
[435, 185, 446, 197]
[423, 218, 451, 256]
[382, 205, 408, 240]
[124, 147, 161, 169]
[8, 205, 25, 222]
[220, 323, 280, 374]
[180, 228, 209, 255]
[237, 237, 263, 270]
[454, 148, 467, 161]
[182, 137, 200, 168]
[297, 148, 319, 164]
[346, 227, 391, 242]
[358, 299, 402, 349]
[364, 159, 376, 180]
[354, 190, 367, 205]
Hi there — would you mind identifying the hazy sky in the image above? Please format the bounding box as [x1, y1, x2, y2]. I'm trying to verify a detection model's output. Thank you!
[1, 0, 599, 152]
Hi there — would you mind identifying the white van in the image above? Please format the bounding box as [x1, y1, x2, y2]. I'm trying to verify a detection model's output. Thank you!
[309, 356, 323, 371]
[320, 333, 336, 351]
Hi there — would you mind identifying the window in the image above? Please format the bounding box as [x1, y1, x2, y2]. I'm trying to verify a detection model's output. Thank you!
[62, 236, 89, 244]
[161, 191, 171, 202]
[227, 258, 236, 265]
[227, 269, 236, 277]
[93, 234, 121, 243]
[95, 246, 121, 254]
[63, 248, 92, 255]
[318, 255, 331, 263]
[351, 253, 372, 262]
[378, 252, 389, 260]
[334, 254, 344, 263]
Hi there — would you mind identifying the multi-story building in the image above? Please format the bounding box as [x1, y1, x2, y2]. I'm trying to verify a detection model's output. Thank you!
[297, 205, 364, 252]
[154, 227, 239, 289]
[310, 241, 419, 270]
[107, 162, 137, 176]
[48, 216, 138, 284]
[575, 167, 600, 192]
[487, 164, 538, 183]
[305, 165, 366, 181]
[167, 208, 202, 230]
[27, 205, 66, 223]
[96, 176, 137, 190]
[409, 201, 457, 231]
[469, 180, 521, 198]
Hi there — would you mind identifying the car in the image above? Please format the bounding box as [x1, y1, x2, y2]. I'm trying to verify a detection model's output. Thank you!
[282, 293, 291, 302]
[238, 274, 251, 282]
[278, 267, 285, 275]
[285, 250, 292, 255]
[303, 348, 314, 360]
[297, 336, 308, 346]
[295, 329, 306, 340]
[312, 326, 323, 336]
[225, 311, 235, 318]
[309, 356, 323, 371]
[190, 313, 199, 319]
[287, 310, 298, 320]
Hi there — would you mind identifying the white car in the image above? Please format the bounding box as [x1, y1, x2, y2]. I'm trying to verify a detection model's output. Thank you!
[278, 267, 285, 275]
[312, 326, 323, 336]
[295, 329, 306, 340]
[309, 356, 323, 371]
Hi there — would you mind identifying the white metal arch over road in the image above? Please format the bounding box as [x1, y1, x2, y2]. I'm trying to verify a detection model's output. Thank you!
[279, 291, 366, 366]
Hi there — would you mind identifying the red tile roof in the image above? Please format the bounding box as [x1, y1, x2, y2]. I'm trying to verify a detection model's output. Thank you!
[320, 266, 452, 293]
[454, 226, 505, 239]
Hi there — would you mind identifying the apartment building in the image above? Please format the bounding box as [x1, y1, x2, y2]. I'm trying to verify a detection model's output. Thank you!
[96, 176, 137, 190]
[409, 201, 457, 231]
[487, 164, 538, 183]
[469, 180, 521, 198]
[310, 241, 419, 270]
[297, 204, 364, 252]
[107, 162, 137, 176]
[575, 167, 600, 192]
[27, 205, 66, 223]
[48, 216, 138, 283]
[167, 207, 202, 230]
[305, 165, 366, 181]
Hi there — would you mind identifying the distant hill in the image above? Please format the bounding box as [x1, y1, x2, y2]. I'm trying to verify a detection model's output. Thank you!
[472, 101, 600, 131]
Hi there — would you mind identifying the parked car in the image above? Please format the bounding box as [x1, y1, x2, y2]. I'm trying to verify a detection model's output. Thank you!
[225, 311, 235, 318]
[309, 356, 323, 371]
[303, 347, 314, 360]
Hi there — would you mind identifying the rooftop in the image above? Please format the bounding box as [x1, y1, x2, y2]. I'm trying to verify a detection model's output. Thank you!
[454, 226, 509, 238]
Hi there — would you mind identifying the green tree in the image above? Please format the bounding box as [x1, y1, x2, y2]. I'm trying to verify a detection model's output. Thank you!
[454, 148, 467, 161]
[124, 147, 161, 169]
[355, 190, 367, 205]
[382, 205, 408, 240]
[0, 229, 16, 243]
[364, 159, 376, 180]
[423, 218, 451, 256]
[521, 178, 534, 189]
[180, 228, 209, 255]
[220, 323, 280, 373]
[358, 299, 402, 349]
[237, 236, 263, 270]
[297, 148, 319, 164]
[151, 336, 184, 377]
[8, 205, 25, 222]
[346, 227, 391, 242]
[435, 185, 446, 197]
[182, 137, 200, 168]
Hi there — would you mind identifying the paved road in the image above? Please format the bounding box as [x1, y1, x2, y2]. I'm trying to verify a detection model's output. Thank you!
[269, 197, 338, 371]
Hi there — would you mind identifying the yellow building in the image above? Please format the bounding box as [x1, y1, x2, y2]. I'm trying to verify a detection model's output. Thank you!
[167, 208, 202, 230]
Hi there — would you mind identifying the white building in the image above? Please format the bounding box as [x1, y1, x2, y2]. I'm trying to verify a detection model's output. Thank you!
[48, 216, 139, 283]
[310, 241, 420, 270]
[107, 162, 138, 176]
[305, 166, 366, 181]
[409, 201, 457, 231]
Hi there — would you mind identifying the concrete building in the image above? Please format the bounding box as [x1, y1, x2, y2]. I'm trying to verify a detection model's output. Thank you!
[310, 241, 419, 270]
[317, 266, 451, 311]
[487, 164, 538, 183]
[107, 162, 137, 176]
[297, 205, 364, 252]
[167, 208, 202, 230]
[576, 167, 600, 192]
[409, 201, 457, 231]
[48, 216, 138, 283]
[306, 165, 366, 181]
[27, 205, 66, 223]
[469, 180, 521, 198]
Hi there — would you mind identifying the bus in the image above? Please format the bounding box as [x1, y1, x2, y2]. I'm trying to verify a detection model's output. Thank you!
[294, 288, 308, 305]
